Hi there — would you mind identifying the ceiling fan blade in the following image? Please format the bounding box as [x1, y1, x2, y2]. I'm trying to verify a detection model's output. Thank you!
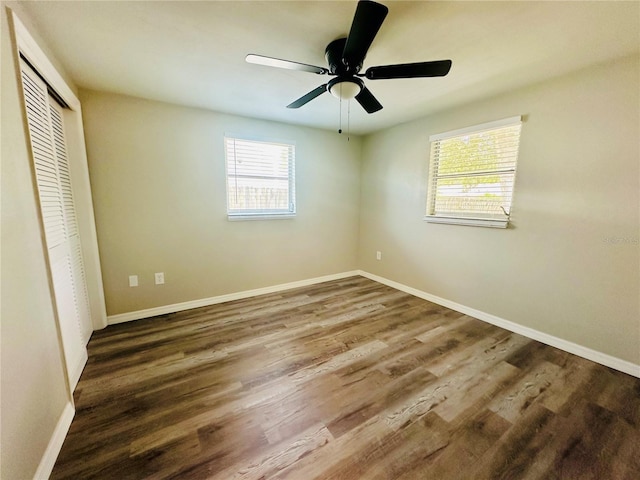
[246, 54, 329, 75]
[365, 60, 452, 80]
[355, 86, 383, 113]
[287, 84, 328, 109]
[342, 0, 389, 70]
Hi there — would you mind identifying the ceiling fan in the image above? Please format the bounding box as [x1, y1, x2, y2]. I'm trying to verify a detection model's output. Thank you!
[246, 0, 452, 114]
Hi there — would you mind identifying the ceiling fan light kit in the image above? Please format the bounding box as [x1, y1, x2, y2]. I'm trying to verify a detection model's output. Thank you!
[328, 77, 362, 100]
[246, 0, 452, 117]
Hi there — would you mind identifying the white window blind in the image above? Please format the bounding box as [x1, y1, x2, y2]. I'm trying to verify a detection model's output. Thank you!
[225, 136, 295, 218]
[426, 116, 522, 228]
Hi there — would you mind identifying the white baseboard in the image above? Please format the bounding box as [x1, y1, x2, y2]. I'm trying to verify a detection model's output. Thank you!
[107, 271, 360, 325]
[358, 270, 640, 378]
[34, 401, 74, 480]
[106, 269, 639, 378]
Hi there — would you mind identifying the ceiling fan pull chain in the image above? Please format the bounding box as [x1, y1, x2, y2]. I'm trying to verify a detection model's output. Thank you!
[338, 93, 343, 134]
[347, 99, 351, 142]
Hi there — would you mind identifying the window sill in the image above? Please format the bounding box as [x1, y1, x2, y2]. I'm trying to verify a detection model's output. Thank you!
[424, 215, 508, 229]
[227, 213, 296, 221]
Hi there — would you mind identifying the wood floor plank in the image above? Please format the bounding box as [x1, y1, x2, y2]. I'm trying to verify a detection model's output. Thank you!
[52, 276, 640, 479]
[487, 360, 563, 423]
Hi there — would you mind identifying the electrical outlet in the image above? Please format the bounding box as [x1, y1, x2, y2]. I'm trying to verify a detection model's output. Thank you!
[376, 251, 382, 261]
[155, 272, 165, 285]
[129, 275, 138, 287]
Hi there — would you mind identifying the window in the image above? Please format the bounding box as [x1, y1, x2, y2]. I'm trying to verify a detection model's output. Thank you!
[224, 136, 295, 219]
[426, 116, 522, 228]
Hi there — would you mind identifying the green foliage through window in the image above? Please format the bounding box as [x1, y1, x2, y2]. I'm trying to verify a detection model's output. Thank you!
[426, 118, 521, 226]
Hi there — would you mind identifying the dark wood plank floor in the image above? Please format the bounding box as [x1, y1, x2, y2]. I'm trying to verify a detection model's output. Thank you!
[52, 276, 640, 479]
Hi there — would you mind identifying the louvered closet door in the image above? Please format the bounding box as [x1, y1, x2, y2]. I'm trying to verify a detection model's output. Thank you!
[49, 99, 92, 344]
[20, 59, 91, 389]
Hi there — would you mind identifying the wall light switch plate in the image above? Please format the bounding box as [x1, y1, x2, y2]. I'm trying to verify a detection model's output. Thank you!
[129, 275, 138, 287]
[155, 272, 165, 285]
[376, 251, 382, 261]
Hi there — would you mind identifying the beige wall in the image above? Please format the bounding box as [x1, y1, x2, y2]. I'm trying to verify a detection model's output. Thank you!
[358, 54, 640, 365]
[1, 3, 74, 478]
[80, 90, 362, 316]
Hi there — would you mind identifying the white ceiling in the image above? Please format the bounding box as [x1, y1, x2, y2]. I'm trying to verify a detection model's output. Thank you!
[20, 0, 640, 135]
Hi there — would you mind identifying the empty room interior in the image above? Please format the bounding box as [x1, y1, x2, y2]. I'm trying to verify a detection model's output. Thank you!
[2, 0, 639, 479]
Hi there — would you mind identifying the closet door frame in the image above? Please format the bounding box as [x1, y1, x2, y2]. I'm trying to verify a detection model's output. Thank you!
[10, 10, 108, 391]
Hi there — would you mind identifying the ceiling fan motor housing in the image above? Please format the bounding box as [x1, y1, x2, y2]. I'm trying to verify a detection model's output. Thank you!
[325, 38, 362, 75]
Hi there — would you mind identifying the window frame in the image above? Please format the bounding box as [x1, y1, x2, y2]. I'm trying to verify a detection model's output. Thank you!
[224, 135, 296, 221]
[425, 116, 522, 229]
